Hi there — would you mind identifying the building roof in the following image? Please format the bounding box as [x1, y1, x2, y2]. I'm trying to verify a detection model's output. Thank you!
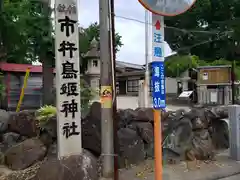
[117, 70, 145, 77]
[116, 61, 144, 70]
[0, 61, 143, 73]
[84, 38, 145, 70]
[0, 62, 48, 73]
[197, 65, 231, 69]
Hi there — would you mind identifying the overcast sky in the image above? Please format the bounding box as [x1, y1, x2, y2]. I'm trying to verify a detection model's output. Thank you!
[79, 0, 173, 65]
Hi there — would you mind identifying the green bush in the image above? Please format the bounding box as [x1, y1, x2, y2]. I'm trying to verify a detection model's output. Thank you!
[165, 55, 199, 77]
[80, 79, 98, 113]
[0, 73, 5, 99]
[165, 55, 240, 80]
[36, 105, 56, 131]
[36, 79, 97, 129]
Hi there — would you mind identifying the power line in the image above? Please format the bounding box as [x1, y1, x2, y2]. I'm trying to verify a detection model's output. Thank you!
[113, 14, 233, 35]
[1, 0, 235, 35]
[1, 1, 233, 52]
[212, 17, 240, 24]
[113, 13, 230, 56]
[112, 13, 233, 53]
[174, 33, 228, 52]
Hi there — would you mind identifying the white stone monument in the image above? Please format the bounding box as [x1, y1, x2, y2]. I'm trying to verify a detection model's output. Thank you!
[228, 105, 240, 160]
[55, 0, 82, 158]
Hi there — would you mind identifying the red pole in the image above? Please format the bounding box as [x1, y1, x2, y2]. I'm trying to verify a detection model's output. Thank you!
[154, 109, 162, 180]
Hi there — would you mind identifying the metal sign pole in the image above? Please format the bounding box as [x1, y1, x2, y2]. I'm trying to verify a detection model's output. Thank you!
[144, 9, 150, 108]
[138, 1, 196, 180]
[151, 14, 165, 180]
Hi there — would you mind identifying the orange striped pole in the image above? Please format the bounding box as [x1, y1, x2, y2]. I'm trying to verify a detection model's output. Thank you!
[154, 109, 162, 180]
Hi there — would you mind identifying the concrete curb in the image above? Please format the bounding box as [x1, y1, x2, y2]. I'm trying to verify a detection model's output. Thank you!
[163, 165, 240, 180]
[213, 173, 240, 180]
[176, 159, 240, 180]
[195, 170, 240, 180]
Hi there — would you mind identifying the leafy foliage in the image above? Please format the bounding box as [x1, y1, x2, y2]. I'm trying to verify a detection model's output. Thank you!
[165, 55, 240, 80]
[80, 79, 98, 113]
[36, 80, 97, 130]
[79, 22, 123, 73]
[0, 0, 54, 63]
[36, 105, 56, 131]
[165, 0, 240, 61]
[165, 55, 196, 77]
[0, 1, 123, 71]
[79, 23, 121, 54]
[0, 0, 30, 63]
[0, 73, 5, 98]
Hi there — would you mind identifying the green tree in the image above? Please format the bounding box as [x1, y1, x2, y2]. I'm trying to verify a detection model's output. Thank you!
[0, 0, 123, 106]
[165, 0, 240, 61]
[165, 55, 240, 80]
[0, 0, 31, 63]
[1, 1, 123, 70]
[0, 0, 54, 63]
[165, 55, 200, 77]
[0, 0, 54, 106]
[79, 22, 123, 73]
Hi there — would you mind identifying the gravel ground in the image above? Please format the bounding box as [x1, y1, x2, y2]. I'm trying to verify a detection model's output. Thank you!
[119, 151, 240, 180]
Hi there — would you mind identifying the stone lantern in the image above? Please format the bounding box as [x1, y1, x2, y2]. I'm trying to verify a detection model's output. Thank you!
[84, 38, 101, 98]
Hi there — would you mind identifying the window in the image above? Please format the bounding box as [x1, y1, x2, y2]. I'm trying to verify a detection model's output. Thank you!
[127, 79, 139, 92]
[150, 80, 153, 92]
[96, 79, 100, 89]
[91, 79, 100, 89]
[116, 82, 119, 94]
[92, 60, 98, 67]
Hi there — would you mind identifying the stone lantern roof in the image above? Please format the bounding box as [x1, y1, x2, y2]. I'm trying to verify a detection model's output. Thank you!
[85, 37, 100, 58]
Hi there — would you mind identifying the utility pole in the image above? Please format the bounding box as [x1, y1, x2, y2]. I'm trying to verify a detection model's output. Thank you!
[0, 0, 3, 56]
[144, 9, 150, 108]
[99, 0, 114, 179]
[0, 0, 2, 18]
[42, 0, 54, 106]
[109, 0, 119, 179]
[231, 41, 237, 104]
[232, 60, 235, 104]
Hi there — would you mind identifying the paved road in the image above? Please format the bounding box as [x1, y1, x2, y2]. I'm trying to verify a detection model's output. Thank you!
[116, 96, 190, 111]
[166, 104, 190, 111]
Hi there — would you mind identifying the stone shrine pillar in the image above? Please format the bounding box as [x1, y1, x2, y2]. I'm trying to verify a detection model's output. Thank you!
[224, 86, 231, 105]
[138, 80, 145, 108]
[228, 105, 240, 160]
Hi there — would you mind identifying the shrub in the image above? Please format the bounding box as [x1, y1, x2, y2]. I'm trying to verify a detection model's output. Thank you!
[80, 79, 98, 113]
[35, 105, 56, 132]
[0, 72, 5, 99]
[36, 79, 97, 129]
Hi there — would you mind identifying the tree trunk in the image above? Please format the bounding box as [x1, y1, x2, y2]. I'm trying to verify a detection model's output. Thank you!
[42, 57, 54, 106]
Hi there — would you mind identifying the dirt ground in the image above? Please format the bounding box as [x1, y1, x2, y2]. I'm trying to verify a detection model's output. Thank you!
[1, 152, 239, 180]
[119, 151, 240, 180]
